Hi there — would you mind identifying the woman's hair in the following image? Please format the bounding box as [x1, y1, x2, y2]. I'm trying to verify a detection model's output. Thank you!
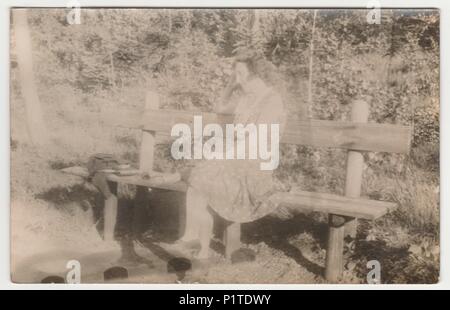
[233, 48, 282, 90]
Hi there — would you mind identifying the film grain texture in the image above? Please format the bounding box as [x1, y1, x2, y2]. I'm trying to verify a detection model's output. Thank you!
[10, 8, 439, 284]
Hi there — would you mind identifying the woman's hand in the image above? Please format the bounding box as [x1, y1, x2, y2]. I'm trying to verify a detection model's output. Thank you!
[224, 71, 238, 93]
[215, 73, 239, 114]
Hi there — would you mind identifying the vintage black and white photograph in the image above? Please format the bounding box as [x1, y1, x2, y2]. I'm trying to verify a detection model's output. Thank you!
[10, 7, 439, 284]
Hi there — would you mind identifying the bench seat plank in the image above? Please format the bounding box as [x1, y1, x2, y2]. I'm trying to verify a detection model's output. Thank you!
[105, 174, 188, 192]
[61, 166, 396, 220]
[60, 166, 189, 192]
[107, 174, 397, 220]
[271, 189, 397, 220]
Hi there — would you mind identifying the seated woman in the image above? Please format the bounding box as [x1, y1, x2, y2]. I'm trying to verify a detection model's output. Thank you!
[179, 49, 288, 259]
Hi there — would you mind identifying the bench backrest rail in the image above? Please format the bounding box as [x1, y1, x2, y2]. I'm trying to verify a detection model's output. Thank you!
[100, 99, 411, 155]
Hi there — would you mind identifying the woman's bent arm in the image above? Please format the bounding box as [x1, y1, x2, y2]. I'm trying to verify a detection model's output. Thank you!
[214, 74, 238, 114]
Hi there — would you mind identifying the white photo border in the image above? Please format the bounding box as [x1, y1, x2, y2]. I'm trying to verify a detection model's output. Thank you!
[1, 0, 447, 290]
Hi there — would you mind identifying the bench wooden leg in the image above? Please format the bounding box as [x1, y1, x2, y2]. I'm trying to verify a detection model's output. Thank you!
[133, 186, 149, 238]
[178, 196, 186, 239]
[104, 182, 118, 242]
[224, 222, 241, 259]
[325, 214, 346, 282]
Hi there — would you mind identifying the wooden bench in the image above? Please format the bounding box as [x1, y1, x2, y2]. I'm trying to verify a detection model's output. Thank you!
[83, 91, 412, 282]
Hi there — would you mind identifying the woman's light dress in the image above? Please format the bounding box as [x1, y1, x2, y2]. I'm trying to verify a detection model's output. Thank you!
[187, 87, 288, 223]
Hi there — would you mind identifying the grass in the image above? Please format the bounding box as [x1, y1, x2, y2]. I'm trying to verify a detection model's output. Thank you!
[391, 168, 439, 237]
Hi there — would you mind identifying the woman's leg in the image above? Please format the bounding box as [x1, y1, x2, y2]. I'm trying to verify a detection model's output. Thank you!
[197, 198, 214, 259]
[181, 186, 213, 258]
[179, 186, 199, 241]
[179, 186, 203, 241]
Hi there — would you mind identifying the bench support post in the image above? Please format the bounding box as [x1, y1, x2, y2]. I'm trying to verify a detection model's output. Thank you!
[134, 91, 160, 238]
[325, 100, 369, 281]
[344, 100, 369, 239]
[224, 222, 241, 259]
[104, 182, 118, 242]
[325, 214, 346, 282]
[139, 91, 159, 174]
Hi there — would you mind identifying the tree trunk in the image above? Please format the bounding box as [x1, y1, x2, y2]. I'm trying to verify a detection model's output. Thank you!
[307, 10, 318, 118]
[13, 9, 48, 146]
[251, 10, 260, 34]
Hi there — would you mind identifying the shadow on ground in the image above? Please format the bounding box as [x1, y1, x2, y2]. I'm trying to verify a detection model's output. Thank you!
[35, 184, 327, 278]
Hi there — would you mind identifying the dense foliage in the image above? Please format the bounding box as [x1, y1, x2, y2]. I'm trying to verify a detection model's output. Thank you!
[22, 9, 438, 125]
